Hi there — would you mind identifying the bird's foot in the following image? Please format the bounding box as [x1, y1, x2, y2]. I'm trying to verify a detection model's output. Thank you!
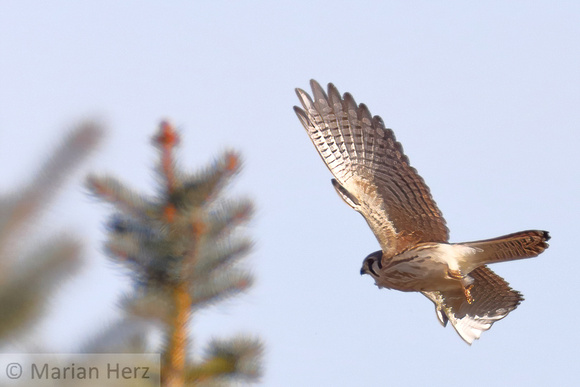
[447, 269, 475, 304]
[463, 284, 474, 304]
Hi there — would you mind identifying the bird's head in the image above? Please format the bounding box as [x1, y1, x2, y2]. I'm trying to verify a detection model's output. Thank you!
[360, 250, 383, 277]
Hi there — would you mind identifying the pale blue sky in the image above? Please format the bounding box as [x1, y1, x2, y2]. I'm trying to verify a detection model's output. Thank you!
[1, 2, 579, 386]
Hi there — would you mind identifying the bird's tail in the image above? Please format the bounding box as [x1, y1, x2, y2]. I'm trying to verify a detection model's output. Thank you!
[459, 230, 550, 272]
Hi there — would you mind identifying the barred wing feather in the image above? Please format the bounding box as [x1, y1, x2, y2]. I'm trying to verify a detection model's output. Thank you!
[294, 80, 449, 257]
[422, 266, 523, 344]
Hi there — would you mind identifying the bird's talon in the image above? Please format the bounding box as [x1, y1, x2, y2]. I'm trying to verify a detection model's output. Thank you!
[464, 284, 474, 304]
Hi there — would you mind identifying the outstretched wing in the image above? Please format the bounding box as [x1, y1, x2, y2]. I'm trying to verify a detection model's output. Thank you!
[294, 80, 448, 257]
[422, 266, 523, 344]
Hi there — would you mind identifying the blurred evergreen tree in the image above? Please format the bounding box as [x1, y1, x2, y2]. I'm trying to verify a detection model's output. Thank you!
[0, 124, 102, 345]
[86, 121, 262, 386]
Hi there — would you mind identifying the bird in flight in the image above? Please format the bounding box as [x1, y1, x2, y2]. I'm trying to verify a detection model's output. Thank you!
[293, 80, 550, 344]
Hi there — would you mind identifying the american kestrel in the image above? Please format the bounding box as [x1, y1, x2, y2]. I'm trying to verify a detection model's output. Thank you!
[294, 80, 550, 344]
